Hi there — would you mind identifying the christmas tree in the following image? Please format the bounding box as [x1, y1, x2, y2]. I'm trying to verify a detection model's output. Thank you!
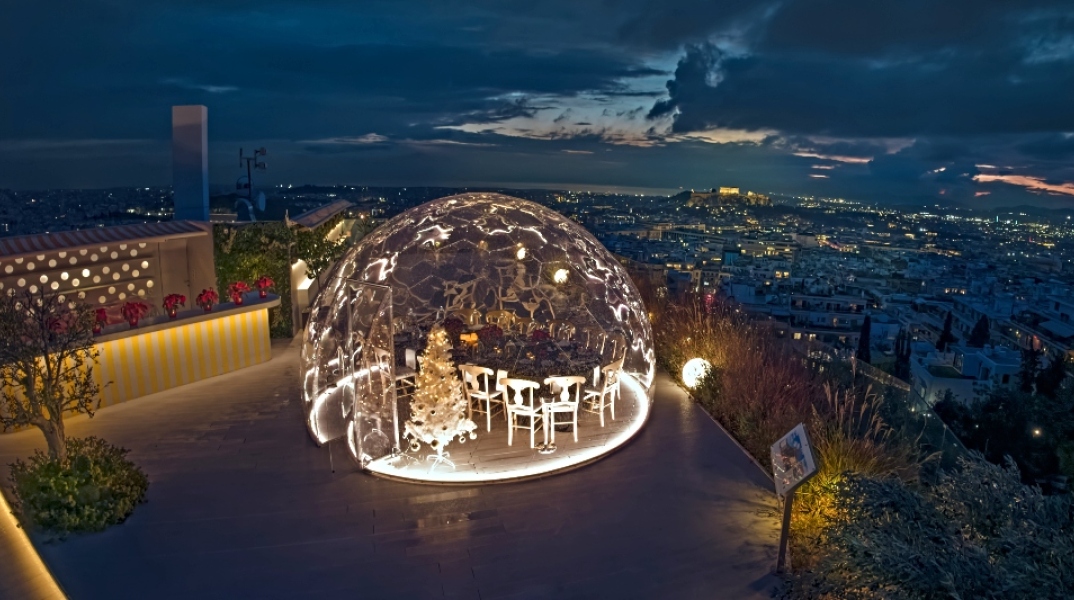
[404, 325, 476, 469]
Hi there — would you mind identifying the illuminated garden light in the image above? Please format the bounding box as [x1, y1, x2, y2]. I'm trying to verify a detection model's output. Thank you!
[553, 268, 569, 284]
[682, 358, 712, 389]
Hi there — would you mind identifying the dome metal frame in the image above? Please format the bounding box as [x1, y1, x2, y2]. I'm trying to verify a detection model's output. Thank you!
[300, 193, 655, 482]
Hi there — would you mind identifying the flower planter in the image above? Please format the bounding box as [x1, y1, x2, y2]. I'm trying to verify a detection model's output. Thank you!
[227, 282, 251, 307]
[162, 294, 186, 320]
[121, 301, 149, 329]
[254, 276, 274, 299]
[196, 288, 219, 313]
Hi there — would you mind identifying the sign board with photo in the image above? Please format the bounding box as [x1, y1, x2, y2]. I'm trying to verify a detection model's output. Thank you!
[770, 423, 817, 497]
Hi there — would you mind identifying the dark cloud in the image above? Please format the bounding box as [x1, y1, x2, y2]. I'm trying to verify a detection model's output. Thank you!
[1018, 134, 1074, 160]
[648, 44, 724, 122]
[616, 0, 763, 49]
[2, 0, 1074, 208]
[761, 1, 1018, 56]
[652, 42, 1074, 138]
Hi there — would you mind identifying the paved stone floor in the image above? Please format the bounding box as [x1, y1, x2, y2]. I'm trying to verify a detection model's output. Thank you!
[0, 340, 781, 599]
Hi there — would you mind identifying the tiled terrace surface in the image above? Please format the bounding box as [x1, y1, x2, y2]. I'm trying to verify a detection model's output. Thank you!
[0, 339, 781, 599]
[0, 491, 67, 599]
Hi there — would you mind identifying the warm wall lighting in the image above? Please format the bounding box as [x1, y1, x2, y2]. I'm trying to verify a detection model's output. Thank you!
[682, 358, 712, 389]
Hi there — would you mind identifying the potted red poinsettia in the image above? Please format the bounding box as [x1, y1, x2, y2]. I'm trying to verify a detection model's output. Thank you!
[228, 281, 251, 305]
[163, 293, 186, 319]
[196, 288, 219, 312]
[122, 300, 150, 328]
[94, 307, 108, 335]
[254, 275, 274, 299]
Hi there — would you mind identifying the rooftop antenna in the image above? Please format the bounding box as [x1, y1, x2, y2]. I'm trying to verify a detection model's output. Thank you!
[236, 147, 267, 221]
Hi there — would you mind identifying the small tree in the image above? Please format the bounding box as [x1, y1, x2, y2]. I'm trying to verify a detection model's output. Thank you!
[0, 289, 102, 462]
[1035, 352, 1068, 399]
[855, 315, 872, 363]
[403, 325, 476, 466]
[967, 315, 990, 348]
[937, 311, 956, 351]
[1019, 346, 1043, 393]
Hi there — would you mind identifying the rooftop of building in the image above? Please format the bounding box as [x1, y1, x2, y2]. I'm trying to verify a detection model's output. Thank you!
[288, 200, 353, 229]
[0, 220, 210, 261]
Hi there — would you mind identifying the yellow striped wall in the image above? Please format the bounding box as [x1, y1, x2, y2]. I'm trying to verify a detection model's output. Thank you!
[93, 309, 272, 407]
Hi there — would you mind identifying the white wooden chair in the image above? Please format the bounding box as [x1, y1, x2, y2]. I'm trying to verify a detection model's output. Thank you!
[453, 308, 482, 329]
[513, 317, 538, 335]
[502, 378, 545, 448]
[583, 358, 623, 427]
[547, 320, 576, 341]
[605, 332, 627, 361]
[580, 326, 606, 353]
[493, 369, 509, 410]
[485, 310, 516, 330]
[395, 348, 418, 394]
[543, 375, 585, 444]
[459, 364, 504, 432]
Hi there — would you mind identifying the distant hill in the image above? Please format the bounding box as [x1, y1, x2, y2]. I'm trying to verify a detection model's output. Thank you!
[678, 189, 771, 207]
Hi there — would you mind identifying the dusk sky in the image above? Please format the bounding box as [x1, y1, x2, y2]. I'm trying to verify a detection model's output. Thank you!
[3, 0, 1074, 208]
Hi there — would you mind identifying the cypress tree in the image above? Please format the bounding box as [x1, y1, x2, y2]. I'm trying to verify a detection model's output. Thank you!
[1035, 352, 1068, 399]
[895, 330, 912, 380]
[967, 315, 990, 348]
[1019, 347, 1043, 393]
[937, 311, 956, 351]
[856, 315, 872, 363]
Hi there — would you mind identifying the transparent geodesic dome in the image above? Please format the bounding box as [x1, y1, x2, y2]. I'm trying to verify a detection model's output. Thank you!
[301, 193, 655, 471]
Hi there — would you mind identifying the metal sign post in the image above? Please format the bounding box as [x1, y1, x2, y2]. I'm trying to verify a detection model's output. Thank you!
[770, 423, 818, 573]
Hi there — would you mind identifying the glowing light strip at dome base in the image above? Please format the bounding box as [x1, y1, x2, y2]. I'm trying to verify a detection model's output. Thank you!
[365, 374, 650, 484]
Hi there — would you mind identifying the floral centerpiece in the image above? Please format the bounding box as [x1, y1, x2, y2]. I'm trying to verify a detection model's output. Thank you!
[227, 281, 251, 305]
[162, 294, 186, 319]
[121, 301, 150, 328]
[196, 288, 219, 312]
[442, 316, 465, 344]
[94, 307, 108, 334]
[479, 324, 502, 347]
[254, 276, 274, 299]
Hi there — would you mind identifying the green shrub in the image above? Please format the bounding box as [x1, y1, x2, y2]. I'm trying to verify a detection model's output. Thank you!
[213, 215, 350, 338]
[9, 436, 149, 536]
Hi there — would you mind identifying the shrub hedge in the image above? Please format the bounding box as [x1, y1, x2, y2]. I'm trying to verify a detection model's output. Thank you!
[9, 436, 149, 536]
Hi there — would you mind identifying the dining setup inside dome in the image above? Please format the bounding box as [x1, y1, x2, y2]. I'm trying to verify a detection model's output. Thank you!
[300, 193, 655, 483]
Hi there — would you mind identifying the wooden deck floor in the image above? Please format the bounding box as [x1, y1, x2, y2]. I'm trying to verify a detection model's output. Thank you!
[373, 381, 646, 482]
[0, 339, 781, 600]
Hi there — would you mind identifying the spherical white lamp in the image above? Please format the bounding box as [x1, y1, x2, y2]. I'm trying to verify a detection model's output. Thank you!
[682, 358, 712, 389]
[553, 268, 569, 284]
